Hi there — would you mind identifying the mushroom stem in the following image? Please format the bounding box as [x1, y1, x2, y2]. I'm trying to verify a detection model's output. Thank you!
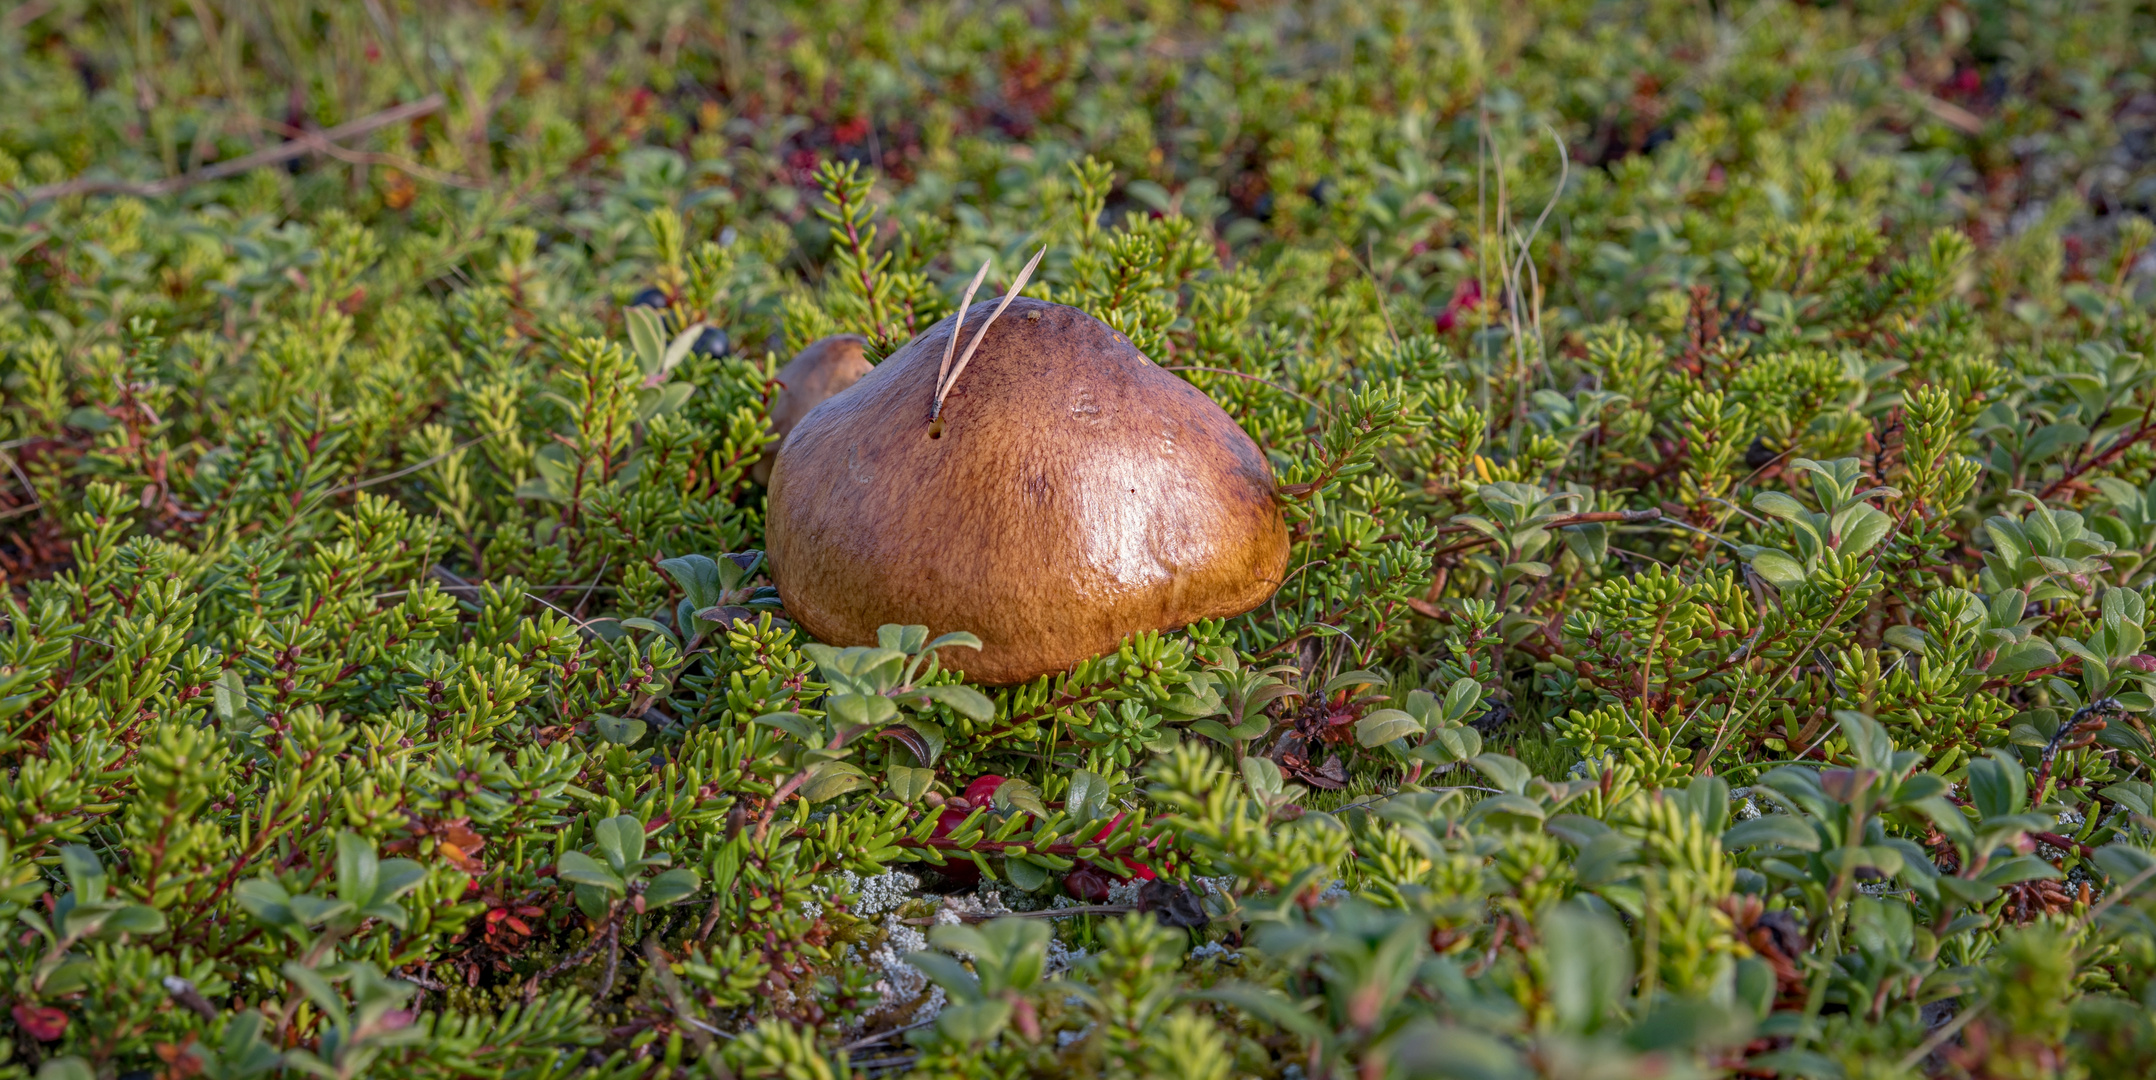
[932, 258, 993, 420]
[932, 246, 1046, 420]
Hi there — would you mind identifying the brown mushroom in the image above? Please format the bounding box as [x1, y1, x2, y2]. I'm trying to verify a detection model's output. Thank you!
[750, 334, 874, 486]
[766, 295, 1290, 685]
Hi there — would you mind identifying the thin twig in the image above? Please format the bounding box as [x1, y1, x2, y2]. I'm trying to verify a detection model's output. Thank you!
[429, 565, 613, 636]
[1607, 546, 1676, 568]
[429, 565, 483, 600]
[594, 924, 622, 999]
[1916, 94, 1985, 135]
[840, 1018, 938, 1051]
[644, 936, 727, 1047]
[322, 431, 495, 496]
[2031, 830, 2098, 859]
[243, 113, 485, 190]
[522, 590, 616, 636]
[1345, 239, 1400, 350]
[570, 553, 613, 619]
[522, 918, 618, 1001]
[1897, 1000, 1985, 1071]
[19, 95, 446, 202]
[953, 904, 1135, 922]
[2037, 398, 2156, 502]
[3, 0, 56, 31]
[375, 582, 617, 600]
[1735, 444, 1801, 490]
[1655, 515, 1746, 552]
[1161, 366, 1327, 411]
[1, 449, 35, 500]
[1702, 504, 1908, 768]
[850, 1055, 921, 1073]
[0, 443, 39, 521]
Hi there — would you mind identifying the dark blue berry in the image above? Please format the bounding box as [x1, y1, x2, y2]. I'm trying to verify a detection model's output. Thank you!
[692, 326, 732, 358]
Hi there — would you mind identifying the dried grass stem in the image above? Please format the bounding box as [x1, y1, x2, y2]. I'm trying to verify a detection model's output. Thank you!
[931, 247, 1046, 420]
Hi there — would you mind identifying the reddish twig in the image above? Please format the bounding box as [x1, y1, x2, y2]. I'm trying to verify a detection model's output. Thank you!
[2032, 831, 2097, 859]
[19, 95, 446, 202]
[2038, 399, 2156, 502]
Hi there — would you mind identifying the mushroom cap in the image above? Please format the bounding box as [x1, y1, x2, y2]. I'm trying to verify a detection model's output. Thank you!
[767, 297, 1289, 685]
[751, 334, 874, 485]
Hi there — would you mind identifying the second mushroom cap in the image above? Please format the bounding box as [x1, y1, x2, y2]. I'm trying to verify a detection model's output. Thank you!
[750, 334, 874, 486]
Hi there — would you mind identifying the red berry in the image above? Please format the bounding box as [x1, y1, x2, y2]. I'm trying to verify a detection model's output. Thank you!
[962, 775, 1007, 804]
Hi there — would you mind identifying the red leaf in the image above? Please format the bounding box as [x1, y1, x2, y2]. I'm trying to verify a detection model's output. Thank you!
[12, 1003, 67, 1041]
[1063, 865, 1111, 902]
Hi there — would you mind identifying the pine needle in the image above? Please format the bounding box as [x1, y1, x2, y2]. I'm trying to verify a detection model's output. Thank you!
[933, 246, 1046, 420]
[932, 258, 994, 420]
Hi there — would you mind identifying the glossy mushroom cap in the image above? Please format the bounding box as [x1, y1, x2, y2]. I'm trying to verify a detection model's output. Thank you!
[766, 297, 1289, 685]
[750, 334, 874, 486]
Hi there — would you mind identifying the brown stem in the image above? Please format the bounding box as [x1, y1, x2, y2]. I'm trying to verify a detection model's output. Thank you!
[3, 1, 57, 31]
[594, 923, 621, 1000]
[693, 890, 728, 946]
[21, 95, 446, 201]
[1978, 658, 2080, 692]
[2032, 830, 2097, 859]
[931, 904, 1135, 923]
[2038, 399, 2156, 502]
[754, 771, 814, 845]
[242, 111, 483, 189]
[2030, 751, 2064, 807]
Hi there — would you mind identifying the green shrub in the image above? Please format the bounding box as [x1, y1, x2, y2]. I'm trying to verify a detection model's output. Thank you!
[4, 1, 2156, 1078]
